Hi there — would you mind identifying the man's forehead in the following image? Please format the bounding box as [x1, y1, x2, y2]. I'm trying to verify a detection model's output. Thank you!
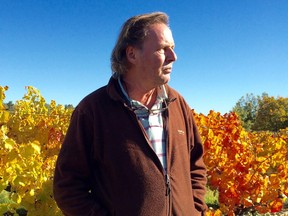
[146, 24, 174, 42]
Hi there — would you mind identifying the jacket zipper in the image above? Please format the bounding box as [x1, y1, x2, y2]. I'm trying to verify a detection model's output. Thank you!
[165, 174, 171, 196]
[163, 107, 171, 216]
[165, 173, 171, 216]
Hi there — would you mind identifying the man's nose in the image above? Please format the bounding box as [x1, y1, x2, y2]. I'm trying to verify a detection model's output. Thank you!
[166, 48, 177, 63]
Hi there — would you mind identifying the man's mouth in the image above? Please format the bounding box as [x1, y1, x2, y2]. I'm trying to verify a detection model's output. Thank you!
[163, 67, 172, 73]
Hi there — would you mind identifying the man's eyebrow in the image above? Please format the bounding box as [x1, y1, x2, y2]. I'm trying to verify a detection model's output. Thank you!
[161, 40, 175, 47]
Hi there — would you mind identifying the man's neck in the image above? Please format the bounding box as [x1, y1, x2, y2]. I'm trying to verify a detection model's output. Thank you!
[122, 78, 157, 109]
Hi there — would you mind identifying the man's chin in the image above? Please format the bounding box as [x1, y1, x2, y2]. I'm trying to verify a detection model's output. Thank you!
[162, 75, 170, 84]
[163, 79, 170, 84]
[156, 74, 170, 86]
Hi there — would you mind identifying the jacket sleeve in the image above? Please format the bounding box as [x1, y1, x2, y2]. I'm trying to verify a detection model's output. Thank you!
[190, 112, 208, 215]
[53, 107, 109, 216]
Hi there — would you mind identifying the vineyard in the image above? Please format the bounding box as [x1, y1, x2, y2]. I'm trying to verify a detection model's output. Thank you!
[0, 86, 288, 216]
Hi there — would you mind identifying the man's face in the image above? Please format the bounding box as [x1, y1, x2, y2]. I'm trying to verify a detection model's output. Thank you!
[132, 23, 177, 89]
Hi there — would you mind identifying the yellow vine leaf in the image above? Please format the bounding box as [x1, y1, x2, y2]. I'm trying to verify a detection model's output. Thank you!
[31, 142, 41, 154]
[16, 194, 22, 204]
[4, 138, 16, 150]
[30, 189, 35, 196]
[0, 110, 9, 124]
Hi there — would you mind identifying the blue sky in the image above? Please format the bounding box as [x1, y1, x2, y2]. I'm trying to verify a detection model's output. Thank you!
[1, 0, 288, 114]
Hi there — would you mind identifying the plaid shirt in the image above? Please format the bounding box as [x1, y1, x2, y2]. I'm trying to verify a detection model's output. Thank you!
[118, 78, 168, 172]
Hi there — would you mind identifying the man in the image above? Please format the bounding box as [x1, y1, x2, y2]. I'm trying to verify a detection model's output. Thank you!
[53, 12, 207, 216]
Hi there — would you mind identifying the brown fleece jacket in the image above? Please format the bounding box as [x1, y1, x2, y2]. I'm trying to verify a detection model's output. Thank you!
[53, 77, 207, 216]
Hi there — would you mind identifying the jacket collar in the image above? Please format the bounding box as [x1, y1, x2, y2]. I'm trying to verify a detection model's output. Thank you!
[106, 76, 177, 105]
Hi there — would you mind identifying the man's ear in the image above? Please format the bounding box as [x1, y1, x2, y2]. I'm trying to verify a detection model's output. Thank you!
[126, 46, 137, 64]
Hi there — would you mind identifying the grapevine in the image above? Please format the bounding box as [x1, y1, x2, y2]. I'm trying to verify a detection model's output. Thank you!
[194, 110, 288, 215]
[0, 86, 287, 215]
[0, 86, 73, 215]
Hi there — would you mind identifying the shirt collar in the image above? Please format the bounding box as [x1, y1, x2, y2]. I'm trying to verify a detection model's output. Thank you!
[117, 77, 168, 107]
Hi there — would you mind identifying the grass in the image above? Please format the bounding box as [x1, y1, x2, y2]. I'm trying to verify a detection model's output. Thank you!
[205, 186, 220, 209]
